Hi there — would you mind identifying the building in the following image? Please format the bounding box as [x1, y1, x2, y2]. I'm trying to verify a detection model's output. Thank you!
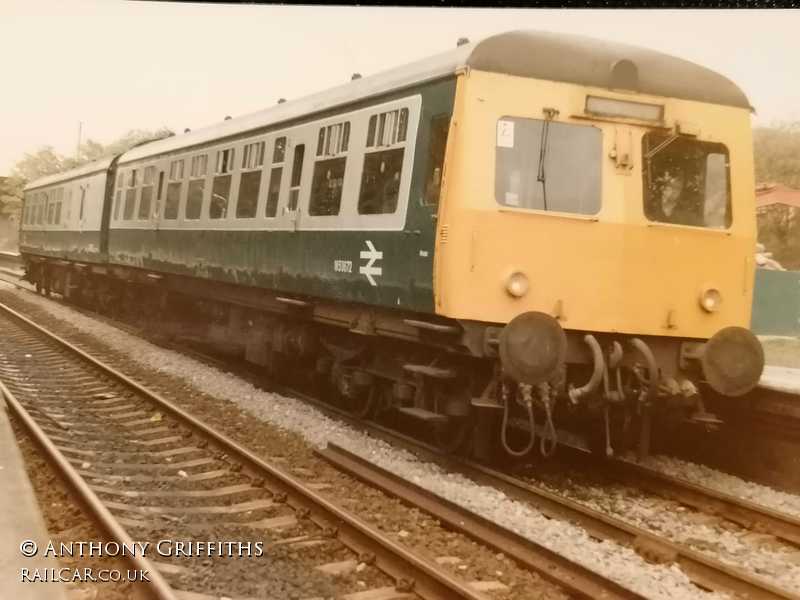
[756, 182, 800, 271]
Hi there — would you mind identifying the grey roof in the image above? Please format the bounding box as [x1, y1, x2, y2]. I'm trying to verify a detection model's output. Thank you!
[24, 156, 114, 192]
[467, 30, 750, 110]
[27, 29, 751, 185]
[119, 30, 749, 165]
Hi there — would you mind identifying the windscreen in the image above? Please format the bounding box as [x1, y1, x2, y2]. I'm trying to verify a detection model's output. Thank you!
[495, 117, 601, 215]
[642, 132, 731, 229]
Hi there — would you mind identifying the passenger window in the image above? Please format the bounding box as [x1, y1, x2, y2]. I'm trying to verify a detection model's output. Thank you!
[265, 168, 282, 218]
[423, 115, 450, 206]
[54, 188, 62, 224]
[495, 117, 601, 215]
[236, 141, 265, 219]
[310, 123, 349, 216]
[214, 150, 234, 218]
[367, 108, 408, 148]
[358, 108, 410, 215]
[124, 189, 136, 220]
[186, 155, 207, 220]
[80, 187, 86, 221]
[310, 158, 346, 216]
[211, 148, 235, 219]
[165, 159, 184, 220]
[358, 149, 404, 215]
[273, 137, 286, 163]
[139, 166, 155, 220]
[165, 183, 181, 219]
[287, 144, 305, 211]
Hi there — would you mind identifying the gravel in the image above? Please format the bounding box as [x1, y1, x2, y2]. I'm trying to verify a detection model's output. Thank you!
[628, 453, 800, 519]
[0, 283, 733, 600]
[529, 470, 800, 593]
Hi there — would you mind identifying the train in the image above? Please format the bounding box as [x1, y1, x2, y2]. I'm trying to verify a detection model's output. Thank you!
[18, 30, 764, 460]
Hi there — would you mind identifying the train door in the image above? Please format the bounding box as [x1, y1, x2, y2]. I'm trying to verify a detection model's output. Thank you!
[282, 141, 306, 231]
[412, 112, 451, 310]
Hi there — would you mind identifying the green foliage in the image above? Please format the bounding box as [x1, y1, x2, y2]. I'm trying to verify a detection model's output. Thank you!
[754, 122, 800, 188]
[11, 128, 174, 183]
[0, 175, 25, 211]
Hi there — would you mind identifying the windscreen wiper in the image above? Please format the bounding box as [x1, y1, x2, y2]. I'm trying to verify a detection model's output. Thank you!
[537, 109, 558, 211]
[537, 120, 550, 211]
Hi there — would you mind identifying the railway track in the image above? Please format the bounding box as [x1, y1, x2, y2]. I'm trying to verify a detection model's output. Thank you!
[0, 301, 508, 600]
[1, 278, 800, 599]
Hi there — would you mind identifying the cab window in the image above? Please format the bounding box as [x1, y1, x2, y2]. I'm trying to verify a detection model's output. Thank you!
[642, 133, 731, 229]
[495, 117, 601, 215]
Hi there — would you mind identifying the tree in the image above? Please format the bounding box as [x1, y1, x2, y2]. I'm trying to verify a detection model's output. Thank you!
[11, 128, 174, 183]
[753, 122, 800, 188]
[12, 147, 68, 181]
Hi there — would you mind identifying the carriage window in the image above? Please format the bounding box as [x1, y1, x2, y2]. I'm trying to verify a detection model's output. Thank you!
[287, 144, 305, 211]
[242, 141, 265, 170]
[236, 172, 260, 219]
[128, 169, 137, 188]
[165, 183, 181, 220]
[215, 148, 235, 175]
[139, 166, 155, 220]
[116, 173, 123, 190]
[642, 133, 731, 228]
[358, 149, 404, 215]
[65, 189, 72, 222]
[273, 137, 286, 163]
[310, 158, 346, 216]
[367, 108, 408, 148]
[190, 155, 207, 178]
[124, 188, 136, 220]
[495, 117, 601, 214]
[186, 181, 204, 219]
[210, 176, 231, 219]
[211, 148, 235, 219]
[54, 188, 63, 225]
[423, 114, 450, 206]
[186, 155, 207, 220]
[236, 142, 265, 219]
[169, 159, 185, 180]
[266, 168, 282, 217]
[80, 187, 86, 220]
[165, 160, 183, 220]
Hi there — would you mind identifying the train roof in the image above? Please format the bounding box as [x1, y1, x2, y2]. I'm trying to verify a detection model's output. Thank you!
[25, 29, 751, 183]
[24, 156, 115, 192]
[120, 30, 749, 165]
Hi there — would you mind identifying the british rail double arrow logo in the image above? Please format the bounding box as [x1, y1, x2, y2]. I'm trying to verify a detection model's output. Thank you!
[359, 240, 383, 287]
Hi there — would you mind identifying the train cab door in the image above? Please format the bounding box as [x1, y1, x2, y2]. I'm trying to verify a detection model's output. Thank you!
[416, 113, 451, 308]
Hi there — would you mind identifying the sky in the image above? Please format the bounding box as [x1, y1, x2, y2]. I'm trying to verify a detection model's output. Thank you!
[1, 2, 798, 177]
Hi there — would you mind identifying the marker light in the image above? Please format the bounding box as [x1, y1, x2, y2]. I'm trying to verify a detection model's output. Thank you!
[700, 288, 722, 313]
[506, 272, 529, 298]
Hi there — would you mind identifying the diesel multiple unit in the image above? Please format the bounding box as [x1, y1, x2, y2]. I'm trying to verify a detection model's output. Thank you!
[19, 30, 765, 459]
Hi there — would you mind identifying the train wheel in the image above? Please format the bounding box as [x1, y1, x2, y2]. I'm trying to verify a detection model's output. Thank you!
[434, 415, 472, 455]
